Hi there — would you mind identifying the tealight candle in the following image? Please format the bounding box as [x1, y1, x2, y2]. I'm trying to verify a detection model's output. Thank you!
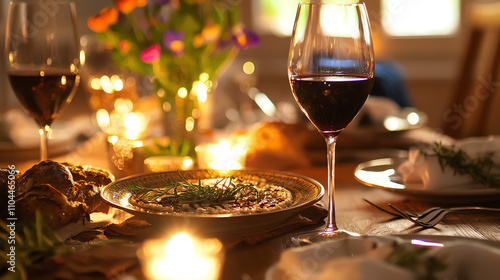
[144, 155, 194, 172]
[139, 233, 224, 280]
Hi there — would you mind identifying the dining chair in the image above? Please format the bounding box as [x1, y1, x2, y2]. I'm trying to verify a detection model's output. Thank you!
[442, 1, 500, 139]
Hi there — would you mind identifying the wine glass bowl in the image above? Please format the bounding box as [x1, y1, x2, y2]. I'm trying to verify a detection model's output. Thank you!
[5, 1, 80, 161]
[288, 3, 374, 243]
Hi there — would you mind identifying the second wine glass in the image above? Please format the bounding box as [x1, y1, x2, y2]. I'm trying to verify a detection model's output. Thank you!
[5, 0, 80, 161]
[288, 2, 374, 244]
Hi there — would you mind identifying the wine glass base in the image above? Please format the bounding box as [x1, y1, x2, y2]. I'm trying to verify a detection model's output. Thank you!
[291, 228, 360, 247]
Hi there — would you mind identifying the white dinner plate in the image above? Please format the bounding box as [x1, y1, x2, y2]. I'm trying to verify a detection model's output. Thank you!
[354, 158, 500, 203]
[100, 169, 325, 235]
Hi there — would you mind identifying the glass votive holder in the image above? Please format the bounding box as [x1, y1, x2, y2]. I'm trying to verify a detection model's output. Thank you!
[138, 233, 224, 280]
[144, 155, 194, 172]
[107, 135, 144, 178]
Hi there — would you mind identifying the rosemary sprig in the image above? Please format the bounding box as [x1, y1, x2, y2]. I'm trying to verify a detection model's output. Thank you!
[428, 142, 500, 188]
[129, 172, 259, 205]
[0, 211, 69, 280]
[385, 244, 446, 280]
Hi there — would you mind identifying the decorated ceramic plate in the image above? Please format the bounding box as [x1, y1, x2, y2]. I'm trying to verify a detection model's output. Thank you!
[354, 158, 500, 203]
[101, 169, 324, 234]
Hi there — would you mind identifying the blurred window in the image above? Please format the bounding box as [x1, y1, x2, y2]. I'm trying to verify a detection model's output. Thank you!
[253, 0, 359, 37]
[254, 0, 460, 37]
[381, 0, 460, 37]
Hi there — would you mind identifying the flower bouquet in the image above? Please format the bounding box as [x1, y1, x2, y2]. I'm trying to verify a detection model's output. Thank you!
[88, 0, 258, 156]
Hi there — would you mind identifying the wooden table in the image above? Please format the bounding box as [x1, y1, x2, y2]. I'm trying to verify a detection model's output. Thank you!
[3, 132, 500, 280]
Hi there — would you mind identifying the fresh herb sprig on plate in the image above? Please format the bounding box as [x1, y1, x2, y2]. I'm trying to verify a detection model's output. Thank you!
[427, 142, 500, 188]
[385, 244, 446, 280]
[128, 172, 259, 205]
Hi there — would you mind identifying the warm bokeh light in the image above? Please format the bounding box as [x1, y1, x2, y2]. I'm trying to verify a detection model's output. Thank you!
[108, 135, 118, 144]
[111, 75, 124, 91]
[124, 112, 143, 140]
[96, 109, 110, 128]
[162, 102, 172, 112]
[254, 92, 276, 117]
[183, 157, 194, 168]
[157, 88, 165, 98]
[114, 98, 133, 114]
[192, 81, 209, 102]
[178, 87, 188, 98]
[192, 108, 201, 119]
[243, 61, 255, 75]
[407, 112, 420, 125]
[199, 72, 209, 82]
[185, 117, 195, 132]
[79, 50, 86, 65]
[90, 77, 101, 90]
[92, 75, 125, 94]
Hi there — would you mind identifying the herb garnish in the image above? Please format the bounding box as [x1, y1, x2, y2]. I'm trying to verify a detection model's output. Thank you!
[128, 172, 259, 205]
[426, 142, 500, 188]
[385, 244, 446, 280]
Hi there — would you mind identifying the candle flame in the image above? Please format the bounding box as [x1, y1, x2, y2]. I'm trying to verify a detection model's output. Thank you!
[141, 233, 222, 280]
[124, 112, 144, 140]
[197, 138, 248, 170]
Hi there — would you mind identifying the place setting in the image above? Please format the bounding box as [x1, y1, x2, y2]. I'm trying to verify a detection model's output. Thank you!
[2, 1, 500, 280]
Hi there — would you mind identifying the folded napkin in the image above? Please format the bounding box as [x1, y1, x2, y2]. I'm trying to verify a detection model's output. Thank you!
[271, 236, 500, 280]
[398, 136, 500, 190]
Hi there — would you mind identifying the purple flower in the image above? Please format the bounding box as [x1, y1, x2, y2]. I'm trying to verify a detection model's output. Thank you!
[163, 30, 185, 56]
[232, 29, 260, 49]
[156, 0, 179, 8]
[140, 43, 161, 63]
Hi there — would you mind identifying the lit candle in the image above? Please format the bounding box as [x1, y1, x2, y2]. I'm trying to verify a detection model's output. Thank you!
[139, 233, 224, 280]
[196, 138, 248, 170]
[144, 155, 194, 172]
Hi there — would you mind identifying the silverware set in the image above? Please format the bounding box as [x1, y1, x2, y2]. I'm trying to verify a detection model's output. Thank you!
[364, 199, 500, 228]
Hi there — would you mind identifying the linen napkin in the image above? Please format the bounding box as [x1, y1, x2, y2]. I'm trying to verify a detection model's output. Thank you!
[270, 236, 500, 280]
[398, 136, 500, 190]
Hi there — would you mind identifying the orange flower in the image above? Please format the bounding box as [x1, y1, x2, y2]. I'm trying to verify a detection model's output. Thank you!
[88, 7, 118, 33]
[136, 0, 148, 7]
[115, 0, 137, 14]
[201, 21, 221, 43]
[118, 40, 131, 53]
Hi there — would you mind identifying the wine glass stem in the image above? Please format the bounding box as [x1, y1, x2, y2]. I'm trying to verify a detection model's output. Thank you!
[325, 135, 338, 233]
[39, 125, 51, 161]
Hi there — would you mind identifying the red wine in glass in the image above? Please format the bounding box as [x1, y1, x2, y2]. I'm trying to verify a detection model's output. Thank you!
[8, 70, 79, 127]
[291, 75, 374, 136]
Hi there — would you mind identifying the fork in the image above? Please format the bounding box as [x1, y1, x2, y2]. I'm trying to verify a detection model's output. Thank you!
[388, 203, 500, 228]
[363, 199, 500, 228]
[363, 199, 442, 218]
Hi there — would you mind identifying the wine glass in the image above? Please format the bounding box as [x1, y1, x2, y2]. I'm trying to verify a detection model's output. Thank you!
[288, 2, 374, 244]
[5, 0, 80, 161]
